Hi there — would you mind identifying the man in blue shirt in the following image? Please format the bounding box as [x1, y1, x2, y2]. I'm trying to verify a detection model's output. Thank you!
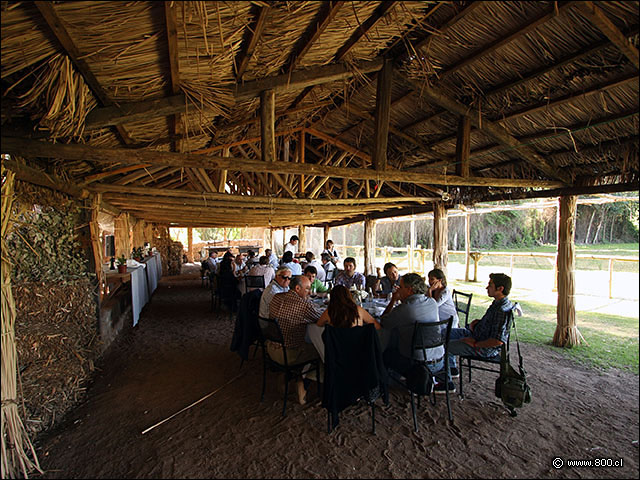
[444, 273, 513, 393]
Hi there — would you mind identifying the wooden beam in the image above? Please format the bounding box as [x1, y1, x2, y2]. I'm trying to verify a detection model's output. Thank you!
[373, 58, 392, 171]
[305, 127, 371, 164]
[235, 6, 271, 81]
[1, 136, 566, 189]
[396, 73, 572, 185]
[577, 1, 639, 68]
[439, 2, 576, 81]
[83, 164, 153, 184]
[33, 1, 134, 146]
[286, 1, 345, 72]
[332, 1, 396, 62]
[455, 115, 471, 177]
[235, 58, 383, 100]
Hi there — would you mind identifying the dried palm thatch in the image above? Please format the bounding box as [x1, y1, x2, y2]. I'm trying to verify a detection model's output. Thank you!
[1, 167, 42, 478]
[14, 53, 97, 140]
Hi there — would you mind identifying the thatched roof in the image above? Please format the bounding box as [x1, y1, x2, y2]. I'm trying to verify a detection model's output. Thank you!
[1, 1, 638, 228]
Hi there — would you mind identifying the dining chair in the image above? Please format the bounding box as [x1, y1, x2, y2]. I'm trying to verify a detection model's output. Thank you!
[452, 289, 473, 327]
[322, 323, 388, 433]
[259, 317, 321, 417]
[389, 316, 454, 431]
[458, 303, 521, 399]
[244, 274, 266, 292]
[324, 268, 336, 289]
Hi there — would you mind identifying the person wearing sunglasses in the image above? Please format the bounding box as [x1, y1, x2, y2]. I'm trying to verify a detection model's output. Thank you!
[259, 267, 292, 319]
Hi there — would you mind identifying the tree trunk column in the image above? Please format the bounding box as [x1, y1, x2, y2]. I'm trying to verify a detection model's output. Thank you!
[187, 227, 193, 263]
[114, 212, 131, 259]
[432, 202, 448, 273]
[553, 195, 580, 347]
[364, 218, 376, 276]
[298, 225, 306, 254]
[323, 225, 331, 247]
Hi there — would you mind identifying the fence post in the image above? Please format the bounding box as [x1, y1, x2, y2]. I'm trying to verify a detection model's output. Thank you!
[609, 258, 614, 299]
[406, 244, 411, 271]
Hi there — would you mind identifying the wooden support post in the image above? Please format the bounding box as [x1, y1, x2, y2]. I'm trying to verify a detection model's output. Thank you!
[261, 89, 276, 163]
[299, 130, 305, 194]
[114, 212, 131, 259]
[187, 227, 193, 263]
[364, 218, 376, 276]
[464, 211, 471, 281]
[410, 217, 416, 271]
[432, 202, 448, 274]
[373, 58, 392, 171]
[553, 195, 580, 347]
[298, 225, 306, 253]
[323, 225, 331, 247]
[608, 258, 614, 299]
[455, 115, 471, 177]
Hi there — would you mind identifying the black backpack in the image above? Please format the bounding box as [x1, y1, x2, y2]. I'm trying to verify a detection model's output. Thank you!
[494, 317, 531, 416]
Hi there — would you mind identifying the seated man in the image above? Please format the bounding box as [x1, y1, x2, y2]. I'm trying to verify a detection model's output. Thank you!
[303, 265, 329, 296]
[446, 273, 513, 390]
[304, 251, 325, 282]
[376, 262, 400, 297]
[269, 275, 323, 405]
[280, 250, 302, 276]
[259, 267, 292, 319]
[334, 257, 365, 290]
[247, 255, 275, 292]
[265, 248, 279, 270]
[207, 250, 220, 275]
[380, 273, 445, 390]
[321, 252, 336, 278]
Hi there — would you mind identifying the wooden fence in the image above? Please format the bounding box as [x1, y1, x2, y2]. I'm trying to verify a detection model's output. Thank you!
[336, 244, 638, 299]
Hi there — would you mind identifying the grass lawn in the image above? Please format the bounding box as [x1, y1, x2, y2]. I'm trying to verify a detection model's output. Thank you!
[456, 280, 639, 375]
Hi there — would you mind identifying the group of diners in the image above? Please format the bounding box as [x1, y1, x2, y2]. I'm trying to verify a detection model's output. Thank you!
[253, 249, 514, 406]
[203, 236, 344, 310]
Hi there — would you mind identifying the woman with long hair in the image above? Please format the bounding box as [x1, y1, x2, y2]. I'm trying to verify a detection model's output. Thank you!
[426, 268, 459, 329]
[317, 285, 380, 329]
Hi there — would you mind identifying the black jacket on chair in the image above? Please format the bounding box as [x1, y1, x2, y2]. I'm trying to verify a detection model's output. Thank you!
[321, 324, 388, 426]
[230, 289, 263, 360]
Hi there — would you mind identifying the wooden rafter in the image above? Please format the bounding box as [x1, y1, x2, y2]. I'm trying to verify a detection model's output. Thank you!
[235, 5, 271, 81]
[33, 1, 134, 146]
[439, 2, 576, 81]
[286, 1, 396, 111]
[396, 74, 573, 184]
[577, 1, 639, 68]
[286, 1, 345, 73]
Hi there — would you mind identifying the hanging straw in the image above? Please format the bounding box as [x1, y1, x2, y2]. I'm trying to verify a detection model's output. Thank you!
[1, 166, 43, 478]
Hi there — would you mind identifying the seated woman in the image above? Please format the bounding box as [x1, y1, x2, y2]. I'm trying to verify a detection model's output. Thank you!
[318, 285, 381, 330]
[426, 268, 459, 330]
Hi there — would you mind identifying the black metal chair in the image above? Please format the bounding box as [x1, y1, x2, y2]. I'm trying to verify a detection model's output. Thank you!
[244, 274, 266, 292]
[458, 303, 520, 399]
[259, 317, 321, 417]
[200, 260, 210, 288]
[389, 316, 454, 431]
[452, 289, 473, 326]
[324, 268, 336, 289]
[322, 324, 388, 434]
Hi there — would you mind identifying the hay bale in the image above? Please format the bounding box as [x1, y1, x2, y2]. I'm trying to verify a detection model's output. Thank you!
[13, 278, 101, 436]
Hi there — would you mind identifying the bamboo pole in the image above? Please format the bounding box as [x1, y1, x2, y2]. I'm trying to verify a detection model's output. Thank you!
[553, 195, 581, 347]
[1, 168, 42, 478]
[364, 218, 376, 276]
[432, 202, 448, 273]
[114, 212, 131, 259]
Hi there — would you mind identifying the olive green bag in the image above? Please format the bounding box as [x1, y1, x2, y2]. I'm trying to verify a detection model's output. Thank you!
[494, 318, 531, 416]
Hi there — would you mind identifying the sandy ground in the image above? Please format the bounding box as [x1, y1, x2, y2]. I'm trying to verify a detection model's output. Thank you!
[33, 265, 639, 479]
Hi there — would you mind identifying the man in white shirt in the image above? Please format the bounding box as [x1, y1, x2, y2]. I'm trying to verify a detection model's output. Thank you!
[207, 250, 220, 274]
[259, 267, 292, 318]
[280, 250, 302, 276]
[304, 251, 325, 282]
[284, 235, 299, 256]
[265, 248, 279, 270]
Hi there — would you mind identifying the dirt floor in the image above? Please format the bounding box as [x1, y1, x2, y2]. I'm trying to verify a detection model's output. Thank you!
[33, 265, 639, 479]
